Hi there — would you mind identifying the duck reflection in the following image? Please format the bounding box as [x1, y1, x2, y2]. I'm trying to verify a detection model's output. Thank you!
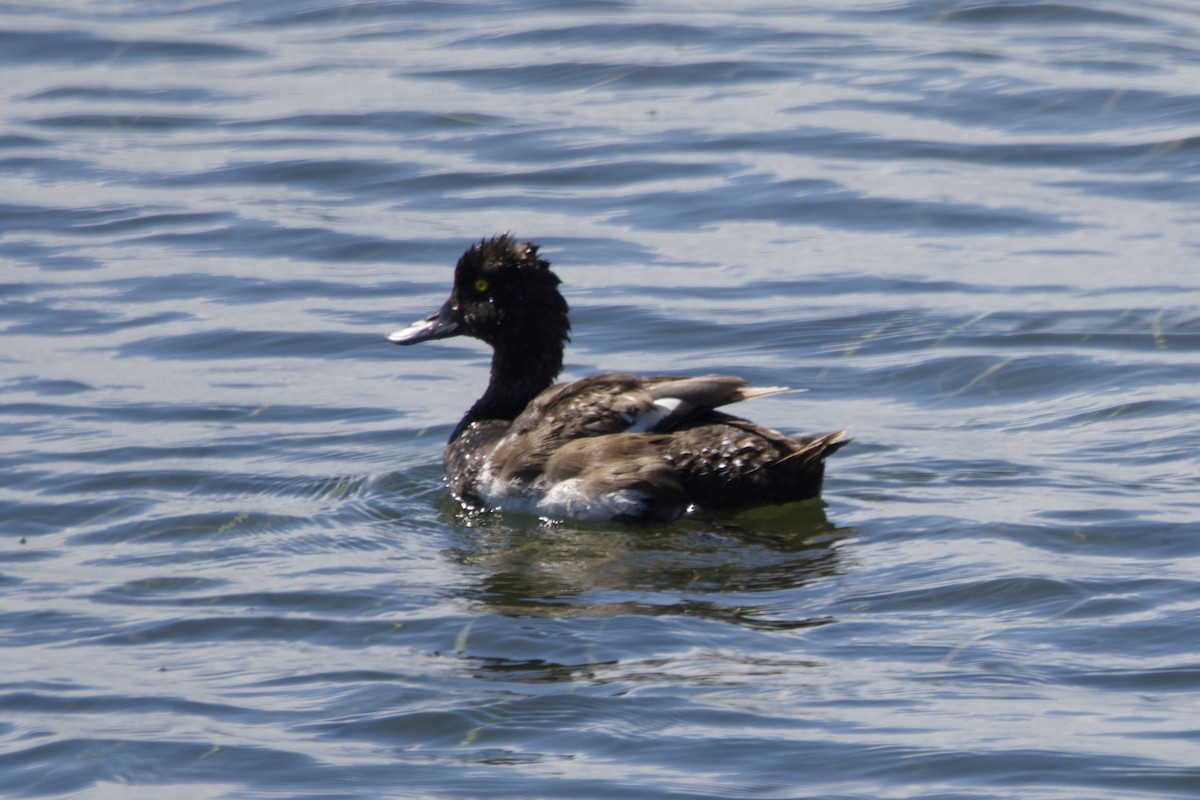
[441, 498, 851, 630]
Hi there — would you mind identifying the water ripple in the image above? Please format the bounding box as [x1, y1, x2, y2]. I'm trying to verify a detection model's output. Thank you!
[2, 1, 1199, 798]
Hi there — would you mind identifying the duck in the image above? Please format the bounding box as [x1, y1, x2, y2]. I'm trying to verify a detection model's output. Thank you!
[388, 234, 848, 522]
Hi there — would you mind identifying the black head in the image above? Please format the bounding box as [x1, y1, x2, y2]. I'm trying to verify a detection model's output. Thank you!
[388, 235, 570, 350]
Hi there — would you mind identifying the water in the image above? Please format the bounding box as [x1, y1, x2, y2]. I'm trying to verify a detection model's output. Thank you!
[3, 0, 1199, 797]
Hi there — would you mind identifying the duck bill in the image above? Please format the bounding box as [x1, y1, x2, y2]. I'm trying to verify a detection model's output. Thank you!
[387, 298, 462, 345]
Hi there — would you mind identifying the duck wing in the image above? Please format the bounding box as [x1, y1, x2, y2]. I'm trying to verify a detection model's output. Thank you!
[507, 372, 799, 441]
[481, 372, 815, 520]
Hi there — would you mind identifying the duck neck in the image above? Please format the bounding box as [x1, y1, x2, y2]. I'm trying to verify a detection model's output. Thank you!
[451, 337, 564, 441]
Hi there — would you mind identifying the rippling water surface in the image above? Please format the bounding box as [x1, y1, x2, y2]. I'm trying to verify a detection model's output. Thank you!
[3, 1, 1199, 797]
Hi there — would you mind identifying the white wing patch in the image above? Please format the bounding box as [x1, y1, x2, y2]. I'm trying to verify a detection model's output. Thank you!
[622, 397, 682, 433]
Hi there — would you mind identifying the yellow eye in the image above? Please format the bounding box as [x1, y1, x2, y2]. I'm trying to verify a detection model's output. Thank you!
[474, 278, 489, 293]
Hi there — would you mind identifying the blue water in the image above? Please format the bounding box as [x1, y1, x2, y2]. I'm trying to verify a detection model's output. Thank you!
[3, 1, 1200, 797]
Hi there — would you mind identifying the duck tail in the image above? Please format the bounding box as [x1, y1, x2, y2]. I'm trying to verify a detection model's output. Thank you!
[778, 430, 851, 466]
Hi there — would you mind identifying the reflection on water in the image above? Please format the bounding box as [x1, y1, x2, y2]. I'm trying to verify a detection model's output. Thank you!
[447, 502, 847, 625]
[436, 504, 845, 691]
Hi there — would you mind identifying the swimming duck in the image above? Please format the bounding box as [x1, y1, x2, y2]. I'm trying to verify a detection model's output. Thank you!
[388, 234, 848, 522]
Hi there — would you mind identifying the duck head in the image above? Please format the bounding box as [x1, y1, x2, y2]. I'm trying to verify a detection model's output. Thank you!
[388, 234, 569, 350]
